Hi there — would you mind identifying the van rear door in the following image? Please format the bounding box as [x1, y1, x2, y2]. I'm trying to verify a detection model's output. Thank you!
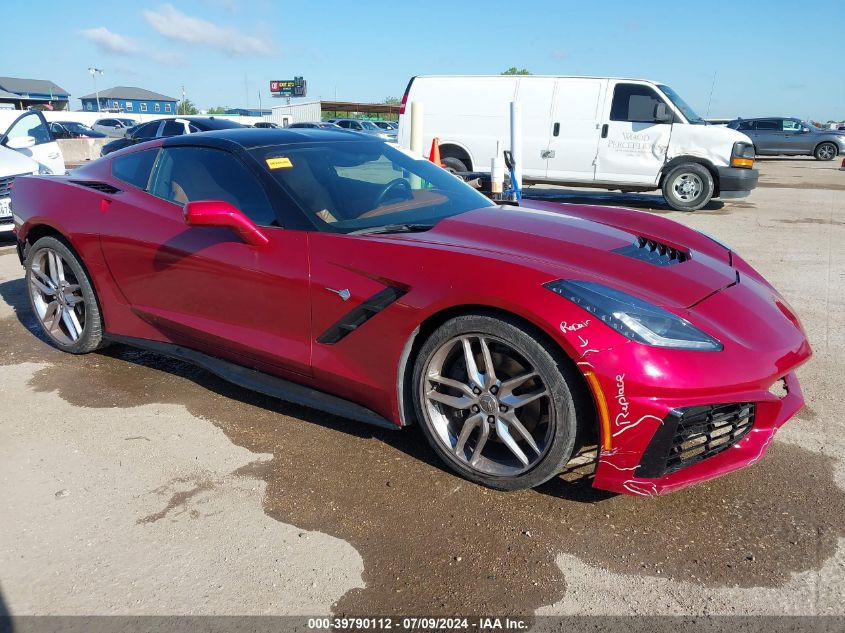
[545, 78, 607, 182]
[513, 77, 556, 179]
[594, 81, 672, 185]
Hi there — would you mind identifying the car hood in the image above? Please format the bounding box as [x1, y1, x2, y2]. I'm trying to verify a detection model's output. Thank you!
[0, 146, 38, 178]
[394, 203, 739, 309]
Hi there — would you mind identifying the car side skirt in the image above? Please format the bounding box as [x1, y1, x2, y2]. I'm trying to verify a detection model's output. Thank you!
[103, 334, 400, 430]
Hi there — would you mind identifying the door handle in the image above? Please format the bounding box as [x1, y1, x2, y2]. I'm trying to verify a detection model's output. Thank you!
[553, 122, 560, 137]
[48, 152, 60, 159]
[601, 124, 608, 139]
[541, 149, 556, 159]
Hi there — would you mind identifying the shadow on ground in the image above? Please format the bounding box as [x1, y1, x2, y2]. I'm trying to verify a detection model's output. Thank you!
[1, 272, 843, 617]
[523, 187, 727, 213]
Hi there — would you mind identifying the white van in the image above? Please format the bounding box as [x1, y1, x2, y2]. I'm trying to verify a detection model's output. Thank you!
[397, 75, 758, 211]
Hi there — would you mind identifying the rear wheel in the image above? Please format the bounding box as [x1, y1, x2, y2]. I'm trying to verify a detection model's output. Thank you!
[814, 142, 837, 161]
[412, 315, 578, 490]
[661, 163, 714, 211]
[25, 236, 105, 354]
[441, 156, 468, 173]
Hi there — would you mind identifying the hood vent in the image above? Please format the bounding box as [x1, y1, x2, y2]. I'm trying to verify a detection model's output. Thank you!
[71, 180, 121, 195]
[613, 236, 689, 266]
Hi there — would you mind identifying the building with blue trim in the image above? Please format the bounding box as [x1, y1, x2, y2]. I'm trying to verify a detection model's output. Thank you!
[80, 86, 177, 114]
[0, 76, 70, 110]
[225, 108, 272, 117]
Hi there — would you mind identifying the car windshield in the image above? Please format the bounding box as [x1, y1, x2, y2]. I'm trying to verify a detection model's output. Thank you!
[360, 121, 380, 131]
[658, 85, 706, 124]
[252, 141, 494, 234]
[63, 122, 94, 134]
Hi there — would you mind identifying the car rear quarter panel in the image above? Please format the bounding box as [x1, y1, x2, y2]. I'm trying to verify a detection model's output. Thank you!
[12, 174, 144, 339]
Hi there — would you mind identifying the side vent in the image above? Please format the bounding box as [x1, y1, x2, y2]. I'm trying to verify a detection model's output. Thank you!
[318, 286, 407, 345]
[70, 180, 121, 195]
[613, 236, 689, 266]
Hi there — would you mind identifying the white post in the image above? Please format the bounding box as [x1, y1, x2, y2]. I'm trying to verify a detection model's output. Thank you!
[510, 101, 522, 192]
[491, 140, 504, 197]
[409, 101, 423, 156]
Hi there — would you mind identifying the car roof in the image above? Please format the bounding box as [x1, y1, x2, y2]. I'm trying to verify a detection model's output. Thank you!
[161, 127, 372, 150]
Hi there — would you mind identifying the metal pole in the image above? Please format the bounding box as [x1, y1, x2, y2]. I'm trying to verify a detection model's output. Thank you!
[510, 102, 522, 191]
[705, 71, 717, 118]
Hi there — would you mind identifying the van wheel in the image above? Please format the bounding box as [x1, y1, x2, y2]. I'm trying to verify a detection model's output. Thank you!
[661, 163, 714, 211]
[814, 142, 837, 161]
[441, 157, 468, 173]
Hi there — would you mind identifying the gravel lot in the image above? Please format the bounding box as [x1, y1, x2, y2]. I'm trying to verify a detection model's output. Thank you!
[0, 158, 843, 621]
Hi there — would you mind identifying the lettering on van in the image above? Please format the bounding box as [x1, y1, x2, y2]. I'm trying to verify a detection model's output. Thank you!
[607, 132, 667, 158]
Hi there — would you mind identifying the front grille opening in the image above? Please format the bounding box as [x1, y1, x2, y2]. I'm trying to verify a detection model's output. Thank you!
[665, 403, 754, 473]
[636, 402, 756, 478]
[613, 236, 690, 266]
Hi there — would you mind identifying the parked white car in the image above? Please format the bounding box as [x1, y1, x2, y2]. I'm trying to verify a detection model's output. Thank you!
[0, 145, 39, 232]
[398, 75, 758, 211]
[1, 110, 65, 176]
[92, 117, 138, 138]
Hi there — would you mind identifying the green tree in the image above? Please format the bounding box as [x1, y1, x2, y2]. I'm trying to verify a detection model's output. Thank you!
[178, 98, 199, 115]
[501, 67, 532, 75]
[207, 106, 228, 114]
[384, 96, 400, 105]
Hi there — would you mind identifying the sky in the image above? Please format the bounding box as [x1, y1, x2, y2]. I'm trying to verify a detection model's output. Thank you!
[2, 0, 843, 121]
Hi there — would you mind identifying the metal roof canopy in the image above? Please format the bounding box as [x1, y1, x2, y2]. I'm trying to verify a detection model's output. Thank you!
[320, 101, 399, 115]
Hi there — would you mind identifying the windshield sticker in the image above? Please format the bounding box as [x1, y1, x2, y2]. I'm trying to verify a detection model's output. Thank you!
[266, 157, 293, 169]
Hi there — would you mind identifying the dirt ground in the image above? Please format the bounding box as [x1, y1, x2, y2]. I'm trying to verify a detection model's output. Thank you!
[0, 157, 843, 621]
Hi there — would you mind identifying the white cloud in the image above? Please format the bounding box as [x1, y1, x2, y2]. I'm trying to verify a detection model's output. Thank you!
[143, 3, 274, 57]
[80, 27, 141, 55]
[80, 25, 184, 67]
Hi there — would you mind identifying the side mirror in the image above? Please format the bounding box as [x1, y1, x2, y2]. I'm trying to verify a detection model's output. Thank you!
[655, 103, 674, 124]
[6, 135, 36, 150]
[183, 200, 269, 247]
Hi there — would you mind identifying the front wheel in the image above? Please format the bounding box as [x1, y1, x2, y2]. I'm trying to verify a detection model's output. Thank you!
[441, 156, 468, 173]
[412, 315, 579, 490]
[814, 142, 837, 161]
[661, 163, 714, 211]
[25, 236, 105, 354]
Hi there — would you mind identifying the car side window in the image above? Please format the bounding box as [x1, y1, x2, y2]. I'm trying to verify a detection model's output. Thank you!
[782, 120, 802, 132]
[112, 148, 159, 190]
[148, 147, 278, 226]
[133, 121, 160, 138]
[3, 111, 53, 145]
[755, 120, 779, 131]
[610, 84, 667, 123]
[737, 121, 755, 131]
[160, 121, 184, 136]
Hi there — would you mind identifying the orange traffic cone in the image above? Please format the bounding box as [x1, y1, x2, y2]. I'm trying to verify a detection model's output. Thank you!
[840, 157, 845, 171]
[428, 137, 442, 167]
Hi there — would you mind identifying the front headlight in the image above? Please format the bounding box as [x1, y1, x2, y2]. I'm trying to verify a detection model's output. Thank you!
[545, 280, 723, 351]
[730, 141, 755, 168]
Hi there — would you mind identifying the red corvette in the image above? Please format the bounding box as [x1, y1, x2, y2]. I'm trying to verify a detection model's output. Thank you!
[11, 129, 811, 496]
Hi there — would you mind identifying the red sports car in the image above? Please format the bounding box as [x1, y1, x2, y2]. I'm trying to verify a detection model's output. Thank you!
[11, 129, 812, 496]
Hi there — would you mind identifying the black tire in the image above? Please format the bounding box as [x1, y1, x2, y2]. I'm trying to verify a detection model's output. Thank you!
[25, 236, 106, 354]
[441, 156, 468, 173]
[412, 314, 579, 490]
[661, 163, 714, 211]
[814, 142, 837, 161]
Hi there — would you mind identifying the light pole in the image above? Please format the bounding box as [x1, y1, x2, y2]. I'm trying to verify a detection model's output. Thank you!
[88, 67, 104, 112]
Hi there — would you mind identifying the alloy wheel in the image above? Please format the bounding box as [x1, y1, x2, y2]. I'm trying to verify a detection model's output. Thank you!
[817, 144, 836, 160]
[420, 334, 554, 476]
[28, 248, 86, 345]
